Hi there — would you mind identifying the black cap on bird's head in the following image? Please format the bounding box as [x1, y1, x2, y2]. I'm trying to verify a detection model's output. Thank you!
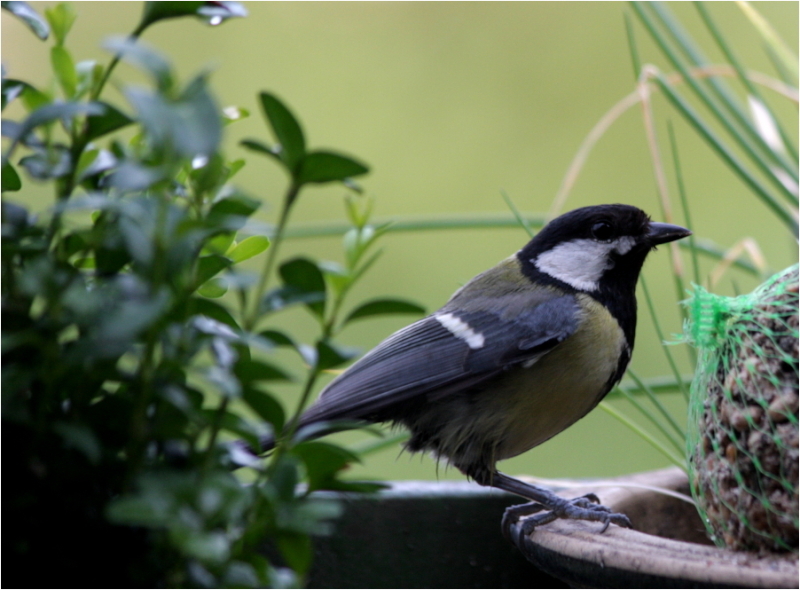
[518, 204, 690, 295]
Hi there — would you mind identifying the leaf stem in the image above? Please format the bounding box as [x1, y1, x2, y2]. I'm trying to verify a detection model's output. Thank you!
[90, 21, 148, 102]
[245, 183, 300, 330]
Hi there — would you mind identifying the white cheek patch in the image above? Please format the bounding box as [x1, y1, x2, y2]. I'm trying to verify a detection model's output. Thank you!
[435, 312, 485, 349]
[613, 236, 637, 255]
[533, 237, 637, 291]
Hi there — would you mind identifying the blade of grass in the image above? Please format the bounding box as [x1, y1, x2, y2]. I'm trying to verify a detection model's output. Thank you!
[696, 1, 798, 163]
[650, 69, 798, 237]
[669, 123, 701, 287]
[764, 42, 796, 87]
[625, 12, 642, 79]
[613, 373, 694, 394]
[282, 213, 547, 239]
[278, 214, 767, 276]
[634, 62, 689, 305]
[550, 63, 795, 216]
[500, 190, 534, 238]
[614, 382, 685, 455]
[680, 237, 763, 276]
[708, 237, 768, 289]
[640, 275, 689, 403]
[598, 401, 686, 470]
[668, 122, 700, 367]
[645, 2, 799, 186]
[633, 2, 798, 205]
[652, 1, 798, 179]
[736, 0, 798, 83]
[349, 431, 409, 457]
[626, 368, 686, 442]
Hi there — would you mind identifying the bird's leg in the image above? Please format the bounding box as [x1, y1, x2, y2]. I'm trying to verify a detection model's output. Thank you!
[479, 471, 632, 542]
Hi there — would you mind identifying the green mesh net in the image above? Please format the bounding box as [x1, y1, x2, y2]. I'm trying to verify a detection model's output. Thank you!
[685, 264, 798, 553]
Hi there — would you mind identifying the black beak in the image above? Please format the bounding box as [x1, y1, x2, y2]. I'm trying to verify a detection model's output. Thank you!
[647, 221, 692, 246]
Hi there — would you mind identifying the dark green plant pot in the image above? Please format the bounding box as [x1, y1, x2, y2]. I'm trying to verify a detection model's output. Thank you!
[308, 481, 567, 589]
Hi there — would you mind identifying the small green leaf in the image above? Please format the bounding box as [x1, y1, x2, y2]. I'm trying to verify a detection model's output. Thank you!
[51, 45, 77, 98]
[181, 532, 230, 564]
[75, 148, 98, 179]
[279, 257, 326, 319]
[228, 235, 269, 264]
[296, 150, 369, 185]
[240, 138, 283, 164]
[198, 278, 227, 298]
[203, 409, 265, 449]
[315, 339, 357, 371]
[44, 2, 76, 46]
[175, 74, 222, 157]
[195, 254, 232, 289]
[344, 298, 425, 324]
[242, 388, 285, 432]
[8, 101, 104, 145]
[2, 1, 50, 40]
[20, 84, 50, 112]
[235, 359, 292, 383]
[222, 105, 249, 125]
[2, 161, 22, 191]
[196, 1, 248, 25]
[189, 297, 240, 329]
[1, 79, 51, 113]
[85, 101, 133, 141]
[189, 152, 226, 195]
[258, 92, 305, 170]
[124, 75, 221, 159]
[2, 79, 25, 111]
[106, 161, 164, 191]
[140, 1, 205, 28]
[277, 534, 312, 575]
[95, 239, 131, 276]
[207, 192, 260, 230]
[19, 146, 72, 179]
[258, 329, 295, 347]
[344, 193, 374, 229]
[258, 329, 316, 366]
[76, 149, 117, 181]
[63, 229, 90, 257]
[203, 231, 236, 256]
[139, 1, 246, 30]
[267, 454, 301, 501]
[103, 36, 172, 91]
[293, 420, 377, 445]
[322, 265, 350, 299]
[53, 422, 101, 464]
[260, 287, 325, 317]
[106, 496, 164, 527]
[294, 440, 359, 470]
[292, 441, 359, 491]
[227, 158, 245, 179]
[75, 60, 103, 98]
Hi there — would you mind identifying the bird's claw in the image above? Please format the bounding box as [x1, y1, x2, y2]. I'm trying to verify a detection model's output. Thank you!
[501, 494, 632, 545]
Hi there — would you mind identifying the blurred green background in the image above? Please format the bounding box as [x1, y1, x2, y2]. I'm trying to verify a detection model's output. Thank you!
[3, 1, 797, 482]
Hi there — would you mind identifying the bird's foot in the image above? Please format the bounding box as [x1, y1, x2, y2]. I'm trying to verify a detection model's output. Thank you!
[501, 493, 632, 543]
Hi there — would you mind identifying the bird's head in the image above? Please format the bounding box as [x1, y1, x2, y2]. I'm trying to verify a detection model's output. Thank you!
[518, 204, 691, 295]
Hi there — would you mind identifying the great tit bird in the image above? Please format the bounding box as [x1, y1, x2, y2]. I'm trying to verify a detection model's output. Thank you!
[262, 204, 691, 532]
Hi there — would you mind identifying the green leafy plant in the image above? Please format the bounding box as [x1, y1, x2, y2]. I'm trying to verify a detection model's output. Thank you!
[2, 2, 423, 587]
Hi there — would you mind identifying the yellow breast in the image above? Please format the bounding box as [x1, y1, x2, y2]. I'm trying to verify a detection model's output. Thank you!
[483, 294, 627, 461]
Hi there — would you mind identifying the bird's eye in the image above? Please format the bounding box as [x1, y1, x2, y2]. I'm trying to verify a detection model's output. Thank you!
[591, 221, 614, 241]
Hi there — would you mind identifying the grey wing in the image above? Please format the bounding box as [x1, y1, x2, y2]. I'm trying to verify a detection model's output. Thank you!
[299, 293, 581, 425]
